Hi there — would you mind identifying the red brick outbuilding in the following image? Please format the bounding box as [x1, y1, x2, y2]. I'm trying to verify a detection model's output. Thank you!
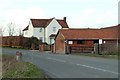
[54, 25, 119, 54]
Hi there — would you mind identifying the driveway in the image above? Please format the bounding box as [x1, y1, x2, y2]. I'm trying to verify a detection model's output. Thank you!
[2, 47, 119, 78]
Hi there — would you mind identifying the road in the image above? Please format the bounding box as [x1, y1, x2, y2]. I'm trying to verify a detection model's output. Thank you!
[2, 47, 119, 78]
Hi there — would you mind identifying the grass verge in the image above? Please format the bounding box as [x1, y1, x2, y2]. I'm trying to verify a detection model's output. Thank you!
[71, 53, 118, 59]
[2, 54, 45, 78]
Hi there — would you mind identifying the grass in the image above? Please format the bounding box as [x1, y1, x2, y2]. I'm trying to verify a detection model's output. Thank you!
[2, 54, 45, 78]
[71, 53, 118, 59]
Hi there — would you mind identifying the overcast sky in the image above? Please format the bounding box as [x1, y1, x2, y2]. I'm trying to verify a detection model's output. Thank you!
[0, 0, 119, 29]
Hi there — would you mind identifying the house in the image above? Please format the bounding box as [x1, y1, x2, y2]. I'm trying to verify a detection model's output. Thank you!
[23, 17, 69, 44]
[54, 25, 118, 54]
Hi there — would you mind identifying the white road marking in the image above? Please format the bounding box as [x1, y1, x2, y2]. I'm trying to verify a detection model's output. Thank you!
[76, 63, 119, 75]
[46, 57, 119, 75]
[47, 57, 66, 63]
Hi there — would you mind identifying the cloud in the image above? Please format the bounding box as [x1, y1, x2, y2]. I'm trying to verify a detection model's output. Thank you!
[0, 0, 118, 29]
[68, 8, 117, 28]
[0, 6, 46, 29]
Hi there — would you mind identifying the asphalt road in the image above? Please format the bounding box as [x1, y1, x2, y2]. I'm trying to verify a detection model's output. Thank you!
[2, 47, 119, 78]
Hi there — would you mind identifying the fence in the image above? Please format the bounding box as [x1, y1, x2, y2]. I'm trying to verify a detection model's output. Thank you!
[0, 36, 30, 49]
[66, 46, 94, 54]
[66, 43, 118, 55]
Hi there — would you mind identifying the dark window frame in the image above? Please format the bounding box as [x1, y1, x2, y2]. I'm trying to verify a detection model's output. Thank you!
[39, 37, 43, 42]
[93, 40, 99, 44]
[77, 40, 85, 44]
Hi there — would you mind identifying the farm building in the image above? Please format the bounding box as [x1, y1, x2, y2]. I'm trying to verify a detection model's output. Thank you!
[54, 25, 119, 54]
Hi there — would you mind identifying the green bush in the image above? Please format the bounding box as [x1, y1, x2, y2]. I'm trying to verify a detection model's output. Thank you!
[101, 51, 118, 55]
[23, 36, 42, 50]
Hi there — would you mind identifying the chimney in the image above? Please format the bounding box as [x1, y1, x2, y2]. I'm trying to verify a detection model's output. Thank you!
[63, 17, 66, 22]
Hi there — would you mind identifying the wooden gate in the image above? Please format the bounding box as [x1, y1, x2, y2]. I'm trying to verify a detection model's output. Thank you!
[69, 46, 94, 53]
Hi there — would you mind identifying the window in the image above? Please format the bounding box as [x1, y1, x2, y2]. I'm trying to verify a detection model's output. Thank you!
[68, 41, 73, 44]
[53, 27, 56, 32]
[94, 40, 99, 43]
[39, 28, 42, 32]
[77, 40, 85, 44]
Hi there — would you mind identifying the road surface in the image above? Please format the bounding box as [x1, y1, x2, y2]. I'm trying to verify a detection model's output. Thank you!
[2, 47, 119, 78]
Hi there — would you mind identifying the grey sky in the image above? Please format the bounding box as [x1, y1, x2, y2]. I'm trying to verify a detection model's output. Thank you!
[0, 0, 118, 29]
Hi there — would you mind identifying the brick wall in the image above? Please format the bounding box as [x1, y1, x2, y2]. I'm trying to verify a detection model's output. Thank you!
[39, 44, 45, 51]
[55, 33, 65, 54]
[39, 44, 51, 51]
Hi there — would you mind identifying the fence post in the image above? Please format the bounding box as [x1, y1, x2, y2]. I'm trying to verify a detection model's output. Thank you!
[65, 45, 69, 54]
[39, 45, 41, 52]
[94, 43, 99, 54]
[69, 46, 71, 54]
[16, 51, 22, 61]
[99, 44, 102, 54]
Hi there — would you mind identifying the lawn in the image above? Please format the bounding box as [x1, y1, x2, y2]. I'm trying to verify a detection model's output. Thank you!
[2, 54, 45, 78]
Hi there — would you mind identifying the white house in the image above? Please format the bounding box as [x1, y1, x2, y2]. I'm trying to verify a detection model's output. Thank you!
[23, 17, 69, 44]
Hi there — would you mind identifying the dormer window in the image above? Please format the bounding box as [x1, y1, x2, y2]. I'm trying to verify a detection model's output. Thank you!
[53, 27, 56, 32]
[39, 28, 42, 32]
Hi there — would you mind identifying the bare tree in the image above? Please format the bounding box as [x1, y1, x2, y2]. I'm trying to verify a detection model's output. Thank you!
[7, 23, 16, 36]
[0, 26, 5, 36]
[18, 27, 23, 36]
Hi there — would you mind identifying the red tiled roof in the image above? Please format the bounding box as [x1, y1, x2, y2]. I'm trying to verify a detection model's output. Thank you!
[57, 20, 69, 28]
[57, 25, 118, 40]
[23, 17, 69, 31]
[59, 29, 101, 40]
[31, 19, 50, 28]
[100, 25, 118, 39]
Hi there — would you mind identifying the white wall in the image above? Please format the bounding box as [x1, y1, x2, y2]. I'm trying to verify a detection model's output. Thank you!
[23, 20, 45, 42]
[23, 18, 63, 44]
[33, 28, 45, 42]
[28, 21, 34, 37]
[23, 20, 33, 37]
[23, 30, 28, 37]
[46, 19, 62, 44]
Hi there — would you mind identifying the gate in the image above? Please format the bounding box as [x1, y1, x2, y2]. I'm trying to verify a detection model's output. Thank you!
[69, 46, 94, 53]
